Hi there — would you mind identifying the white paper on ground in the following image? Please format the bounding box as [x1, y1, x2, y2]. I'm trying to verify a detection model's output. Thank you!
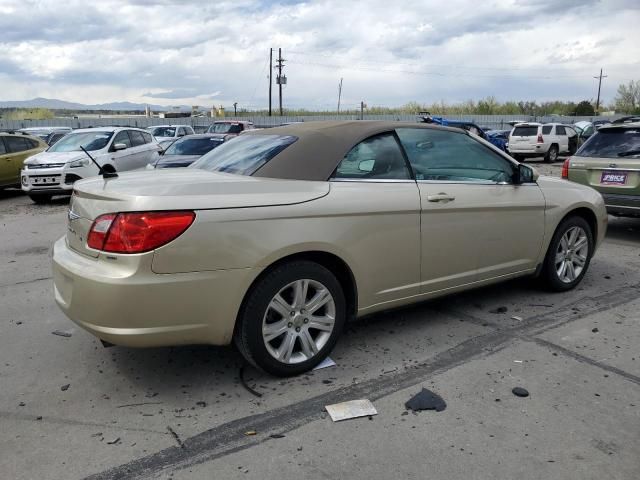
[325, 399, 378, 422]
[313, 357, 336, 370]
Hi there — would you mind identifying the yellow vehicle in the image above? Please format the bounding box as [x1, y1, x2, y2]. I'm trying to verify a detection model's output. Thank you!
[0, 133, 48, 189]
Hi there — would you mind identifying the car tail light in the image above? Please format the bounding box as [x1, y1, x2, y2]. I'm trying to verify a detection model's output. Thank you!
[537, 134, 544, 143]
[87, 211, 195, 253]
[561, 158, 570, 179]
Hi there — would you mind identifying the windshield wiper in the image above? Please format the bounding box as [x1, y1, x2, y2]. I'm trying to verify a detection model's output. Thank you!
[618, 149, 640, 157]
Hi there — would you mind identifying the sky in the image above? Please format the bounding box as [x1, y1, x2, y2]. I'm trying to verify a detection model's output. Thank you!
[0, 0, 639, 110]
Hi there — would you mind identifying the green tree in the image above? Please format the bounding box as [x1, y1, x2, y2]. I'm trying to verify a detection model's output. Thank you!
[574, 100, 595, 116]
[613, 80, 640, 113]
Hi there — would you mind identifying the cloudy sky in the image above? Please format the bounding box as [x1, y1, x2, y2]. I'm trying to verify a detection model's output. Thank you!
[1, 0, 639, 109]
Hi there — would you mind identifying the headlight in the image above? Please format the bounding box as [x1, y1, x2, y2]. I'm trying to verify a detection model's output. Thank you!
[68, 159, 90, 168]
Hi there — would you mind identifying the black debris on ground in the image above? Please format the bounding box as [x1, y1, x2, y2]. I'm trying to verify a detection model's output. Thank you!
[106, 437, 121, 445]
[196, 401, 207, 408]
[592, 328, 599, 333]
[239, 365, 263, 398]
[60, 384, 70, 392]
[405, 388, 447, 412]
[512, 387, 529, 398]
[269, 434, 286, 439]
[490, 306, 508, 314]
[51, 330, 72, 338]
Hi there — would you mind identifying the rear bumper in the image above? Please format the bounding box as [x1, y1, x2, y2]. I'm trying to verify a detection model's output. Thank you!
[52, 237, 260, 347]
[603, 193, 640, 216]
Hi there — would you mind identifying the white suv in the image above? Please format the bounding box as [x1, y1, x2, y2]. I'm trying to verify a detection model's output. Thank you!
[508, 122, 578, 162]
[21, 127, 161, 203]
[146, 125, 195, 149]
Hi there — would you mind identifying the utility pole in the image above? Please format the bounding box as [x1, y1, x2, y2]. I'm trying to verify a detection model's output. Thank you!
[594, 68, 607, 115]
[276, 48, 286, 116]
[268, 48, 273, 116]
[337, 78, 343, 114]
[360, 101, 366, 120]
[233, 102, 237, 116]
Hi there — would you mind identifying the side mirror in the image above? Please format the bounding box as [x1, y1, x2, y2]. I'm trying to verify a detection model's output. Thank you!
[516, 164, 538, 184]
[113, 143, 127, 151]
[358, 159, 374, 172]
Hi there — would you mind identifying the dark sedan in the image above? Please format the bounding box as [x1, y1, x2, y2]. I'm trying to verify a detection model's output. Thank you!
[149, 134, 225, 169]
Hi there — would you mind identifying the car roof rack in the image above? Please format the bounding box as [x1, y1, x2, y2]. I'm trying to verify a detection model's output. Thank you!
[612, 115, 640, 124]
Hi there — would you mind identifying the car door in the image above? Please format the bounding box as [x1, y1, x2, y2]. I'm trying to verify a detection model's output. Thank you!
[110, 130, 137, 171]
[329, 132, 421, 311]
[128, 130, 151, 169]
[1, 136, 31, 186]
[0, 137, 11, 186]
[555, 125, 569, 153]
[396, 128, 546, 293]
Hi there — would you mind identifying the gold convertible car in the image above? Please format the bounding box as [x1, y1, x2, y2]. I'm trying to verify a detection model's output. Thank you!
[53, 121, 607, 376]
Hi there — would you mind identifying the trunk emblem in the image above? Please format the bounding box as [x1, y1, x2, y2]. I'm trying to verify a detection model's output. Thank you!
[68, 209, 81, 221]
[609, 163, 617, 168]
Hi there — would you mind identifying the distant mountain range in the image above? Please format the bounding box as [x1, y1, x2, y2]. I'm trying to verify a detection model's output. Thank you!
[0, 97, 192, 112]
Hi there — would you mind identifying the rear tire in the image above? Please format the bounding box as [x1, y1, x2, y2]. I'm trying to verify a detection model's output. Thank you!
[512, 154, 523, 162]
[544, 144, 559, 163]
[234, 261, 346, 376]
[541, 216, 593, 292]
[29, 194, 52, 204]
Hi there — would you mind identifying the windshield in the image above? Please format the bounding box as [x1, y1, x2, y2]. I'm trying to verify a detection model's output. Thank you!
[576, 128, 640, 158]
[512, 126, 538, 137]
[208, 123, 243, 134]
[190, 134, 297, 175]
[149, 127, 176, 137]
[165, 137, 224, 156]
[48, 131, 114, 152]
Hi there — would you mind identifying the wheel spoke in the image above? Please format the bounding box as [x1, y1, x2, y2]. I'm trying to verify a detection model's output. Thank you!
[263, 319, 288, 342]
[293, 280, 309, 308]
[299, 330, 318, 358]
[277, 332, 296, 363]
[555, 252, 565, 265]
[557, 260, 567, 279]
[269, 294, 292, 319]
[566, 261, 576, 281]
[305, 288, 332, 314]
[574, 236, 588, 251]
[308, 315, 335, 332]
[560, 235, 569, 252]
[573, 254, 586, 267]
[568, 227, 578, 247]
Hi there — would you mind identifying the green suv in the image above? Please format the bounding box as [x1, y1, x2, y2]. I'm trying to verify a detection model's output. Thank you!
[563, 119, 640, 217]
[0, 132, 48, 189]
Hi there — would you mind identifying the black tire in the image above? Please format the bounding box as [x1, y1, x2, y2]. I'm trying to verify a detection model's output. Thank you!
[541, 216, 593, 292]
[544, 144, 559, 163]
[29, 194, 52, 204]
[512, 154, 523, 162]
[234, 260, 346, 376]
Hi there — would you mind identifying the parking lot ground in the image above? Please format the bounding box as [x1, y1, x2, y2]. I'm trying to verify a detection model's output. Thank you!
[1, 160, 639, 480]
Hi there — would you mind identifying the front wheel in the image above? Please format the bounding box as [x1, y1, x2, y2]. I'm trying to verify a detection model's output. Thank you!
[234, 261, 346, 376]
[29, 194, 52, 204]
[541, 216, 593, 291]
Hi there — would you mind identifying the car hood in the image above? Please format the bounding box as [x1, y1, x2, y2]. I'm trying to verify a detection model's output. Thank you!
[24, 151, 91, 165]
[71, 169, 331, 217]
[155, 155, 201, 168]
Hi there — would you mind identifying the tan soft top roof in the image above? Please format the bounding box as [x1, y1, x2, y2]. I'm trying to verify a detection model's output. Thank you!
[247, 121, 463, 181]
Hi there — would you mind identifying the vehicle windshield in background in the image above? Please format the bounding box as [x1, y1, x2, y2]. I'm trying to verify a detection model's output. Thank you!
[209, 123, 242, 134]
[576, 128, 640, 158]
[190, 135, 297, 175]
[149, 127, 176, 137]
[164, 137, 224, 156]
[47, 132, 114, 152]
[512, 126, 538, 136]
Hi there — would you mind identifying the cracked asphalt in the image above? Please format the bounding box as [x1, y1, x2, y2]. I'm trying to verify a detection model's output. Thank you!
[1, 158, 639, 479]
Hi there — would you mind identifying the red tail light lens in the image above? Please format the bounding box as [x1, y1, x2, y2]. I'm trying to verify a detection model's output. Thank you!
[537, 134, 544, 143]
[88, 211, 195, 253]
[561, 158, 570, 179]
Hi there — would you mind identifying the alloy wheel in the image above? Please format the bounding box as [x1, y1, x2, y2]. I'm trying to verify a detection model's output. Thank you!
[555, 226, 589, 283]
[262, 279, 336, 364]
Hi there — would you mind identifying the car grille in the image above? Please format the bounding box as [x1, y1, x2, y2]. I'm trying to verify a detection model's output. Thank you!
[26, 163, 65, 169]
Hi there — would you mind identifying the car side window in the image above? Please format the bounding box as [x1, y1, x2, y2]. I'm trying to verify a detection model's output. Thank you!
[542, 125, 553, 135]
[396, 128, 516, 184]
[0, 138, 6, 155]
[142, 132, 153, 144]
[4, 136, 29, 153]
[113, 131, 132, 148]
[332, 133, 411, 180]
[187, 126, 194, 134]
[129, 130, 145, 147]
[556, 126, 566, 135]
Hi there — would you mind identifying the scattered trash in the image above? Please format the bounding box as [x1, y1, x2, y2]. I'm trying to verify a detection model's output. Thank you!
[511, 316, 523, 321]
[167, 426, 185, 448]
[382, 367, 398, 374]
[313, 357, 336, 370]
[51, 330, 72, 338]
[490, 306, 508, 314]
[269, 434, 285, 439]
[239, 365, 263, 398]
[18, 402, 25, 407]
[106, 437, 121, 445]
[604, 275, 611, 280]
[592, 328, 599, 333]
[512, 387, 529, 398]
[60, 384, 70, 392]
[36, 416, 42, 420]
[196, 401, 207, 408]
[322, 380, 333, 385]
[16, 321, 23, 325]
[244, 430, 257, 436]
[325, 399, 377, 422]
[528, 304, 553, 308]
[405, 388, 447, 412]
[116, 401, 162, 408]
[297, 446, 303, 451]
[513, 360, 523, 364]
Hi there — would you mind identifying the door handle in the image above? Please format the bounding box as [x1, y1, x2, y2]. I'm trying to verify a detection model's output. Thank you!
[427, 193, 455, 202]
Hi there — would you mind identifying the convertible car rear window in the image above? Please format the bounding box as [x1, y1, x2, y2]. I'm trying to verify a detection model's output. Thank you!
[190, 134, 297, 175]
